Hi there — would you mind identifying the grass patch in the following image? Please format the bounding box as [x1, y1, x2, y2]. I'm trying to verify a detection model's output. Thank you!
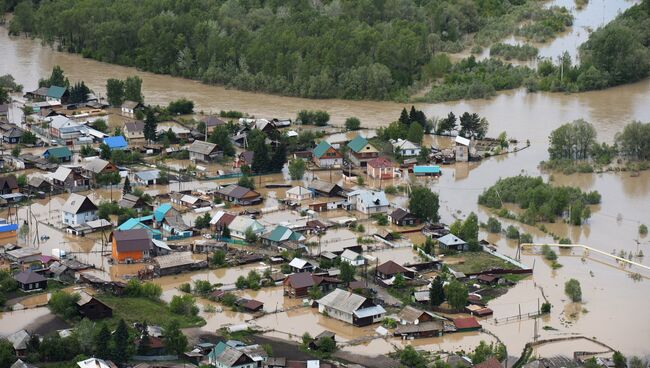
[501, 274, 530, 283]
[449, 251, 518, 274]
[98, 294, 205, 328]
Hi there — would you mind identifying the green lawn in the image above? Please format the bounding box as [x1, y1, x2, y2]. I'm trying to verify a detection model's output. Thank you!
[448, 251, 519, 274]
[98, 295, 205, 328]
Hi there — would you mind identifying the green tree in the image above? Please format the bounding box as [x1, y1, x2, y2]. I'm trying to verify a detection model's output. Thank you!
[194, 213, 211, 229]
[409, 186, 440, 222]
[20, 131, 37, 145]
[211, 250, 226, 267]
[11, 146, 20, 157]
[429, 276, 445, 307]
[112, 319, 130, 363]
[143, 110, 157, 143]
[99, 143, 111, 159]
[91, 119, 108, 133]
[460, 212, 479, 248]
[407, 122, 424, 144]
[137, 320, 150, 355]
[541, 302, 552, 314]
[69, 81, 90, 103]
[106, 78, 125, 107]
[0, 340, 15, 368]
[436, 112, 457, 134]
[245, 227, 258, 243]
[459, 112, 489, 139]
[95, 324, 111, 359]
[339, 262, 356, 283]
[399, 345, 427, 368]
[548, 119, 597, 160]
[169, 295, 199, 316]
[393, 273, 406, 288]
[445, 280, 468, 310]
[616, 121, 650, 160]
[39, 65, 68, 87]
[167, 98, 194, 114]
[122, 176, 132, 195]
[164, 320, 188, 355]
[399, 108, 410, 125]
[0, 87, 8, 105]
[124, 76, 143, 103]
[49, 291, 80, 319]
[317, 336, 336, 356]
[222, 225, 231, 238]
[208, 125, 235, 156]
[486, 217, 502, 233]
[308, 285, 323, 300]
[237, 175, 255, 190]
[613, 352, 626, 368]
[564, 278, 582, 302]
[345, 117, 361, 131]
[288, 158, 306, 180]
[270, 143, 288, 172]
[235, 276, 248, 289]
[640, 224, 648, 236]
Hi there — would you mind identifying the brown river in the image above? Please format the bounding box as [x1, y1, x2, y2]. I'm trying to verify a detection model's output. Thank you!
[1, 0, 650, 358]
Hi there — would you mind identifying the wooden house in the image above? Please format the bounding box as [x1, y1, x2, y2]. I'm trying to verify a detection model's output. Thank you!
[312, 141, 342, 168]
[347, 135, 379, 167]
[389, 208, 420, 226]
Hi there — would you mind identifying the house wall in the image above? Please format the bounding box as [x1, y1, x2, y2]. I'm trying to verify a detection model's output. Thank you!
[62, 210, 98, 226]
[319, 304, 354, 324]
[315, 157, 342, 168]
[455, 145, 469, 162]
[125, 129, 144, 139]
[20, 280, 47, 291]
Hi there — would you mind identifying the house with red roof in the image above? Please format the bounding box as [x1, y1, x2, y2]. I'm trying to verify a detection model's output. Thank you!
[367, 157, 396, 179]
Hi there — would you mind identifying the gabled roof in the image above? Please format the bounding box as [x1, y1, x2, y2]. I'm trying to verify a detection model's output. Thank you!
[121, 100, 142, 109]
[188, 140, 219, 155]
[112, 229, 152, 252]
[62, 193, 98, 214]
[263, 225, 305, 243]
[0, 175, 18, 190]
[103, 136, 128, 149]
[228, 216, 264, 234]
[209, 210, 237, 226]
[217, 184, 259, 200]
[398, 306, 433, 324]
[341, 249, 362, 261]
[390, 208, 413, 221]
[376, 260, 410, 276]
[44, 146, 73, 159]
[347, 135, 369, 153]
[135, 169, 160, 181]
[367, 156, 394, 169]
[317, 288, 367, 314]
[51, 166, 73, 182]
[288, 257, 311, 269]
[391, 138, 420, 150]
[240, 151, 254, 163]
[47, 86, 67, 99]
[455, 136, 471, 146]
[13, 270, 47, 284]
[438, 234, 466, 246]
[312, 141, 335, 159]
[453, 317, 481, 329]
[48, 115, 77, 129]
[124, 121, 145, 133]
[285, 272, 315, 289]
[77, 358, 117, 368]
[286, 186, 312, 197]
[7, 330, 30, 350]
[203, 115, 226, 127]
[154, 203, 173, 222]
[474, 357, 502, 368]
[215, 345, 253, 367]
[348, 190, 389, 208]
[83, 158, 111, 174]
[308, 180, 341, 195]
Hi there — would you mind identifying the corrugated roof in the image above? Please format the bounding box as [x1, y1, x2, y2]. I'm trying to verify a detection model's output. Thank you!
[135, 169, 160, 181]
[47, 86, 66, 99]
[113, 229, 152, 252]
[312, 141, 333, 159]
[347, 135, 369, 153]
[317, 288, 367, 314]
[353, 305, 386, 318]
[367, 156, 394, 169]
[103, 136, 128, 149]
[438, 234, 466, 246]
[61, 193, 97, 214]
[188, 140, 218, 155]
[154, 203, 172, 222]
[13, 270, 47, 284]
[413, 165, 441, 174]
[83, 158, 110, 174]
[45, 146, 72, 159]
[285, 272, 315, 289]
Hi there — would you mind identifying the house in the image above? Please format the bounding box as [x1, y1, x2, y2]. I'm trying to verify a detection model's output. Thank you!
[288, 257, 314, 273]
[51, 167, 90, 192]
[134, 170, 160, 186]
[61, 193, 98, 226]
[11, 360, 38, 368]
[75, 290, 113, 319]
[474, 358, 502, 368]
[452, 317, 481, 332]
[413, 165, 441, 176]
[216, 184, 262, 205]
[5, 247, 41, 264]
[118, 194, 152, 213]
[24, 87, 49, 101]
[188, 140, 222, 162]
[347, 135, 379, 167]
[239, 299, 264, 312]
[111, 229, 152, 263]
[346, 190, 389, 214]
[317, 288, 386, 326]
[308, 180, 343, 197]
[154, 204, 192, 237]
[47, 86, 69, 103]
[340, 249, 365, 266]
[49, 116, 85, 141]
[375, 260, 416, 280]
[209, 344, 255, 368]
[367, 157, 396, 179]
[308, 331, 336, 351]
[455, 136, 471, 162]
[202, 115, 226, 133]
[28, 176, 52, 193]
[283, 272, 341, 298]
[227, 216, 265, 240]
[6, 330, 30, 357]
[261, 225, 305, 247]
[209, 210, 237, 232]
[121, 100, 143, 116]
[285, 186, 314, 202]
[77, 358, 118, 368]
[117, 216, 162, 240]
[0, 175, 18, 194]
[103, 136, 128, 150]
[397, 306, 439, 325]
[0, 124, 24, 144]
[170, 193, 211, 209]
[447, 356, 473, 368]
[124, 121, 145, 140]
[43, 146, 73, 162]
[390, 138, 421, 157]
[13, 270, 47, 291]
[312, 141, 342, 168]
[234, 151, 254, 168]
[394, 320, 444, 339]
[83, 158, 118, 179]
[438, 234, 468, 251]
[388, 208, 420, 226]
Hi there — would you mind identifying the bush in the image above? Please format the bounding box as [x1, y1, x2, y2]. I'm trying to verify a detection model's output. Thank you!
[505, 225, 520, 239]
[179, 283, 191, 293]
[564, 278, 582, 302]
[344, 117, 361, 131]
[297, 110, 330, 126]
[169, 295, 199, 316]
[640, 224, 648, 236]
[541, 244, 558, 261]
[167, 98, 194, 114]
[49, 291, 81, 319]
[541, 302, 552, 314]
[486, 217, 502, 233]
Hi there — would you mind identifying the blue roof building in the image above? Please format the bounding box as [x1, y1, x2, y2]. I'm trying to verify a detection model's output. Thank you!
[103, 136, 128, 150]
[154, 203, 172, 222]
[413, 165, 441, 176]
[118, 215, 161, 239]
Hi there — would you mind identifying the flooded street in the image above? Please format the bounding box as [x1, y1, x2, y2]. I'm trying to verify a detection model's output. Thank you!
[2, 1, 650, 357]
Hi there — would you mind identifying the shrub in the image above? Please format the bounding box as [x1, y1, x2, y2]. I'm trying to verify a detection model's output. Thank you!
[486, 217, 502, 233]
[564, 278, 582, 302]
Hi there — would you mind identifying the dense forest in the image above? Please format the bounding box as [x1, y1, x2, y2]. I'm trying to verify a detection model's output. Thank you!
[3, 0, 650, 101]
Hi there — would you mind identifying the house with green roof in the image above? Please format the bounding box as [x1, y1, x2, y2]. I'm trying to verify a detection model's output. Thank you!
[311, 140, 342, 168]
[261, 225, 306, 248]
[46, 86, 69, 103]
[43, 146, 73, 162]
[347, 135, 379, 167]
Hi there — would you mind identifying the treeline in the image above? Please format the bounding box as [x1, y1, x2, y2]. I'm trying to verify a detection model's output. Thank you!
[6, 0, 571, 101]
[490, 43, 538, 61]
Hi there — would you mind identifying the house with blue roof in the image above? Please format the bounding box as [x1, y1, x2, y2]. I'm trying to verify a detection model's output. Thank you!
[347, 134, 379, 167]
[311, 141, 342, 168]
[43, 146, 73, 163]
[117, 215, 162, 239]
[46, 86, 69, 103]
[153, 203, 192, 237]
[413, 165, 441, 176]
[103, 136, 128, 150]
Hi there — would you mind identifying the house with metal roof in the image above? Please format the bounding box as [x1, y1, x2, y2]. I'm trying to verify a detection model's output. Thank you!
[308, 180, 343, 197]
[7, 330, 31, 357]
[455, 135, 472, 162]
[390, 138, 422, 157]
[367, 157, 396, 179]
[46, 86, 69, 103]
[375, 260, 416, 280]
[283, 273, 341, 298]
[124, 121, 145, 140]
[48, 115, 86, 141]
[312, 141, 342, 168]
[188, 140, 222, 162]
[341, 249, 365, 266]
[103, 136, 128, 150]
[389, 208, 420, 226]
[13, 270, 47, 291]
[261, 225, 305, 247]
[347, 135, 379, 167]
[317, 288, 386, 326]
[111, 229, 152, 263]
[413, 165, 441, 176]
[228, 216, 265, 240]
[216, 184, 262, 205]
[346, 190, 389, 214]
[438, 233, 468, 251]
[133, 169, 160, 186]
[153, 203, 192, 237]
[50, 166, 90, 192]
[288, 257, 314, 273]
[209, 210, 237, 232]
[61, 193, 98, 226]
[121, 100, 143, 116]
[285, 186, 314, 202]
[43, 146, 73, 162]
[117, 215, 161, 239]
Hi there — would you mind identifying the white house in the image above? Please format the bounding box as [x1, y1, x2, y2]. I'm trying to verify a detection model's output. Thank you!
[228, 216, 265, 240]
[124, 121, 145, 140]
[317, 288, 386, 326]
[285, 186, 314, 202]
[455, 136, 471, 162]
[341, 249, 365, 266]
[61, 193, 98, 226]
[347, 190, 389, 214]
[390, 138, 421, 157]
[121, 101, 143, 116]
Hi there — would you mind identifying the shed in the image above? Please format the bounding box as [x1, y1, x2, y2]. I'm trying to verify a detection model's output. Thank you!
[75, 290, 113, 319]
[103, 136, 128, 150]
[43, 146, 73, 162]
[438, 234, 468, 251]
[452, 317, 481, 332]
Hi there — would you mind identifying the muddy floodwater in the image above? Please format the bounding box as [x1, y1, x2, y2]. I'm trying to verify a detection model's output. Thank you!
[2, 0, 650, 356]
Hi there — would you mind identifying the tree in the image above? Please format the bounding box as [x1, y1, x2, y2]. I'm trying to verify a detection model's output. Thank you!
[345, 117, 361, 131]
[429, 276, 445, 307]
[69, 81, 90, 103]
[459, 212, 479, 248]
[193, 280, 213, 295]
[541, 302, 552, 314]
[0, 340, 15, 368]
[445, 280, 468, 310]
[143, 110, 157, 142]
[244, 227, 258, 243]
[486, 217, 502, 233]
[247, 270, 261, 290]
[164, 320, 187, 355]
[613, 352, 627, 368]
[20, 131, 37, 145]
[459, 112, 489, 139]
[122, 176, 132, 195]
[167, 98, 194, 114]
[208, 125, 235, 156]
[11, 146, 20, 157]
[640, 224, 649, 236]
[95, 324, 111, 359]
[409, 186, 440, 222]
[288, 158, 306, 180]
[399, 345, 427, 368]
[211, 250, 226, 267]
[271, 143, 287, 172]
[98, 143, 111, 159]
[137, 320, 150, 355]
[237, 175, 255, 190]
[222, 225, 231, 238]
[436, 112, 457, 134]
[195, 213, 211, 229]
[124, 76, 143, 103]
[250, 132, 270, 173]
[49, 291, 80, 319]
[236, 276, 247, 289]
[317, 336, 336, 355]
[91, 119, 108, 133]
[616, 121, 650, 160]
[339, 262, 356, 283]
[308, 285, 323, 300]
[39, 65, 68, 87]
[629, 356, 647, 368]
[313, 110, 330, 126]
[106, 78, 125, 106]
[0, 87, 8, 105]
[169, 295, 199, 316]
[407, 122, 424, 144]
[564, 278, 582, 302]
[112, 319, 130, 363]
[399, 108, 410, 125]
[548, 119, 597, 160]
[393, 273, 406, 288]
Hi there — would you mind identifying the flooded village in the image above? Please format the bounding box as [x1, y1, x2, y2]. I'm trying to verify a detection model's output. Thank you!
[1, 0, 650, 368]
